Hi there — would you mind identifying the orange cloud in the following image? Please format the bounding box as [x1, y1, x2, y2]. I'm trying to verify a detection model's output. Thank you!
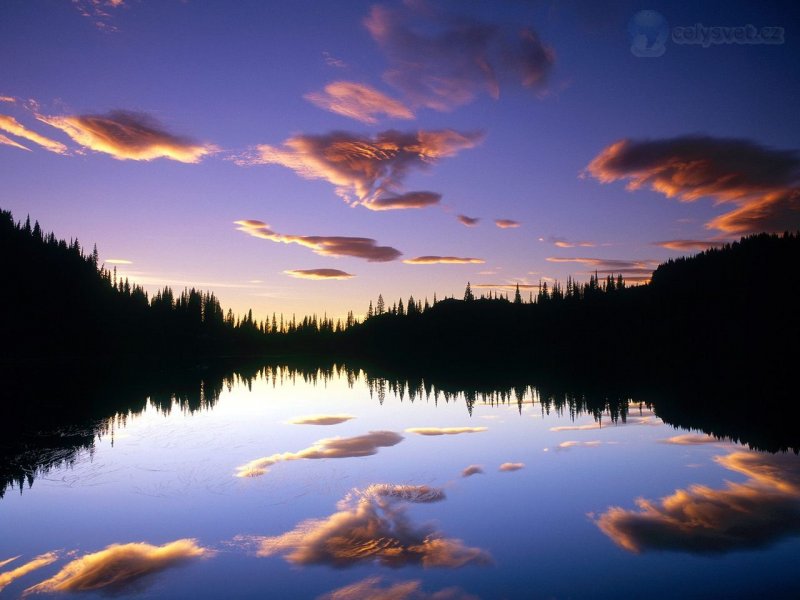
[236, 220, 402, 262]
[587, 135, 800, 235]
[320, 577, 478, 600]
[251, 483, 491, 568]
[457, 214, 480, 227]
[596, 451, 800, 554]
[403, 256, 485, 265]
[0, 96, 15, 103]
[499, 462, 525, 472]
[0, 133, 29, 151]
[39, 111, 214, 163]
[288, 414, 355, 426]
[24, 540, 209, 594]
[0, 115, 68, 154]
[284, 269, 354, 280]
[237, 129, 482, 208]
[405, 427, 487, 435]
[462, 465, 484, 477]
[655, 240, 724, 251]
[546, 256, 657, 279]
[473, 282, 539, 291]
[556, 440, 603, 450]
[104, 258, 133, 265]
[0, 553, 58, 593]
[364, 3, 554, 111]
[365, 191, 442, 211]
[235, 431, 404, 477]
[494, 219, 520, 229]
[305, 81, 414, 123]
[550, 236, 596, 248]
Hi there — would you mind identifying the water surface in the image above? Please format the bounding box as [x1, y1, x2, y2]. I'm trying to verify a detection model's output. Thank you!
[2, 365, 799, 599]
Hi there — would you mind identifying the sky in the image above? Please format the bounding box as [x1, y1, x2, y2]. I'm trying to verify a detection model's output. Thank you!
[2, 0, 799, 320]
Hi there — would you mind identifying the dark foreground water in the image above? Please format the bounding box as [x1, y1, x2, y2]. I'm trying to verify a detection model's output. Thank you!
[1, 364, 799, 599]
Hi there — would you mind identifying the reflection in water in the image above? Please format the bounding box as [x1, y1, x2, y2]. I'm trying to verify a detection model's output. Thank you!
[3, 359, 797, 498]
[596, 451, 800, 554]
[0, 553, 58, 593]
[235, 431, 405, 478]
[405, 427, 487, 436]
[24, 539, 211, 595]
[288, 414, 356, 425]
[320, 576, 478, 600]
[249, 484, 491, 568]
[461, 465, 484, 477]
[661, 433, 724, 445]
[498, 463, 524, 472]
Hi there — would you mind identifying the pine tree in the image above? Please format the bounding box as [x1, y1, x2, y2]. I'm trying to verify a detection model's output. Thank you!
[464, 282, 474, 301]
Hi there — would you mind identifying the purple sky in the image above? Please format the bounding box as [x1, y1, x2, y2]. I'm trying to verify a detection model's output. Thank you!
[2, 1, 799, 319]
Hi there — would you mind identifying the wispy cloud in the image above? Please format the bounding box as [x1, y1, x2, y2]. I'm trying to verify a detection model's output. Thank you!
[24, 540, 209, 595]
[236, 220, 402, 262]
[104, 258, 133, 265]
[0, 115, 68, 154]
[284, 269, 354, 280]
[39, 111, 214, 163]
[305, 81, 414, 124]
[403, 256, 485, 265]
[550, 236, 596, 248]
[587, 135, 800, 235]
[546, 256, 657, 279]
[556, 440, 603, 450]
[596, 451, 800, 554]
[499, 462, 525, 472]
[248, 483, 491, 568]
[365, 191, 442, 211]
[0, 96, 16, 103]
[364, 2, 554, 111]
[320, 577, 478, 600]
[462, 465, 484, 477]
[0, 553, 58, 593]
[457, 214, 480, 227]
[473, 282, 539, 291]
[0, 133, 30, 151]
[237, 129, 482, 209]
[322, 51, 347, 69]
[235, 431, 404, 477]
[288, 414, 355, 426]
[72, 0, 126, 32]
[494, 219, 520, 229]
[655, 240, 724, 251]
[406, 427, 487, 436]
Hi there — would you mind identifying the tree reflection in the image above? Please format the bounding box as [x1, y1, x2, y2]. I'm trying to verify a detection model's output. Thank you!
[1, 359, 796, 498]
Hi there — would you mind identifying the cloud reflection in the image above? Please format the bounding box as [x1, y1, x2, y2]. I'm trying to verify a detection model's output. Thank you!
[461, 465, 484, 477]
[235, 431, 404, 477]
[24, 540, 209, 594]
[252, 484, 491, 568]
[288, 414, 356, 426]
[499, 462, 524, 472]
[0, 553, 58, 593]
[406, 427, 487, 436]
[319, 576, 478, 600]
[596, 451, 800, 554]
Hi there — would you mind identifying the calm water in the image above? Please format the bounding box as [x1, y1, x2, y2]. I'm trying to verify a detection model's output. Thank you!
[2, 365, 799, 599]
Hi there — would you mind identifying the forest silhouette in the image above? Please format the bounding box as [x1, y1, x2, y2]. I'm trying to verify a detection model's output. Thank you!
[2, 206, 799, 495]
[3, 207, 798, 386]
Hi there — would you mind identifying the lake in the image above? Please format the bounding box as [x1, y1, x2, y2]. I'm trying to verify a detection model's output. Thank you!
[2, 363, 799, 599]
